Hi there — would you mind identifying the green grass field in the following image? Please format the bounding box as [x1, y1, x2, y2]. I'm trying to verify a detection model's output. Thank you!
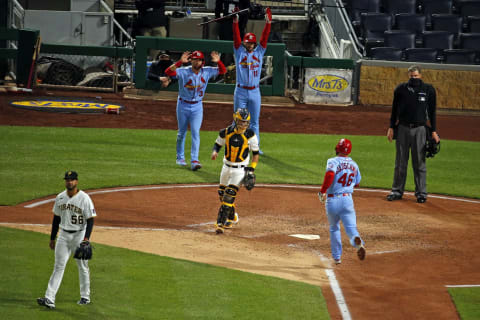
[0, 126, 479, 205]
[0, 226, 329, 320]
[1, 125, 479, 319]
[449, 287, 480, 320]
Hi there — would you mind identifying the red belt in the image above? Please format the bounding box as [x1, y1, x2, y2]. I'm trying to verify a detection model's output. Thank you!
[237, 84, 257, 90]
[179, 97, 199, 104]
[328, 193, 350, 198]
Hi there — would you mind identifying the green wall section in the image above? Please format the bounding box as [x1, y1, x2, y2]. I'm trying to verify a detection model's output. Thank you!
[134, 36, 286, 95]
[1, 27, 358, 98]
[0, 28, 39, 86]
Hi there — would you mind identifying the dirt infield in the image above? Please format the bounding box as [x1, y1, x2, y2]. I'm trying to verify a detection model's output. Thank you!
[1, 89, 480, 319]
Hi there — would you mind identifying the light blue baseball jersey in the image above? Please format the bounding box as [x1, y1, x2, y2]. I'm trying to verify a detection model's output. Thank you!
[325, 156, 361, 194]
[234, 45, 266, 87]
[176, 66, 219, 101]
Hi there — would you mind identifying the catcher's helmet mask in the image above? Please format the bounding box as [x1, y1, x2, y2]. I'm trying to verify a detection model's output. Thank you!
[233, 108, 251, 133]
[335, 138, 352, 155]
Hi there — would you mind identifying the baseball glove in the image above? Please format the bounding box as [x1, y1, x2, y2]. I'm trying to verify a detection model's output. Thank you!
[244, 167, 256, 190]
[74, 240, 92, 260]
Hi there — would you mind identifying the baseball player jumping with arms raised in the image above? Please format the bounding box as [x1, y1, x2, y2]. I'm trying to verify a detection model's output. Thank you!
[165, 50, 226, 171]
[211, 108, 259, 234]
[232, 7, 271, 155]
[319, 139, 366, 265]
[37, 171, 96, 309]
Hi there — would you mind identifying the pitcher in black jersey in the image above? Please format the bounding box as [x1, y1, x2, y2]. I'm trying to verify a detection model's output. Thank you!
[211, 108, 260, 234]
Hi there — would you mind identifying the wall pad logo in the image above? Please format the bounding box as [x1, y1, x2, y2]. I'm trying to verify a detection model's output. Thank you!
[307, 74, 349, 93]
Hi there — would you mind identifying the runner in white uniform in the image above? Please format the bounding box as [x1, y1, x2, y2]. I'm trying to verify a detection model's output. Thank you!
[37, 171, 96, 309]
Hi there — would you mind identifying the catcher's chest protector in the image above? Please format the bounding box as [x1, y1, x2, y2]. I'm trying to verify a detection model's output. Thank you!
[223, 128, 254, 162]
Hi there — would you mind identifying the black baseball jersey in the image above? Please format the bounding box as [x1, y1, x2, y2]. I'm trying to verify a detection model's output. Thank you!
[214, 125, 259, 163]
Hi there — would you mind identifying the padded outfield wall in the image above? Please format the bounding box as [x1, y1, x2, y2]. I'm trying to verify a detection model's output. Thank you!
[359, 60, 480, 111]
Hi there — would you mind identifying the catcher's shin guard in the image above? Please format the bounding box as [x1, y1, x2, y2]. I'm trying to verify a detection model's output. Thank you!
[217, 204, 233, 225]
[217, 185, 226, 202]
[222, 185, 238, 204]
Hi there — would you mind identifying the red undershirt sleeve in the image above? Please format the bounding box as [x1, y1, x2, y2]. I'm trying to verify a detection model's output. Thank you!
[320, 171, 335, 194]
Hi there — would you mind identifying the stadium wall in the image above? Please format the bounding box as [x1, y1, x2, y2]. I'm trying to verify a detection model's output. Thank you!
[359, 60, 480, 111]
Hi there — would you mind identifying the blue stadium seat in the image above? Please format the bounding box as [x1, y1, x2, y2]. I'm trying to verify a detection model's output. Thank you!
[384, 0, 417, 24]
[384, 30, 416, 49]
[361, 13, 393, 41]
[422, 31, 454, 49]
[443, 48, 477, 64]
[370, 47, 404, 60]
[422, 31, 454, 60]
[346, 0, 382, 28]
[459, 32, 480, 62]
[467, 15, 480, 32]
[420, 0, 453, 27]
[404, 48, 439, 62]
[395, 14, 426, 44]
[431, 14, 463, 44]
[456, 0, 480, 19]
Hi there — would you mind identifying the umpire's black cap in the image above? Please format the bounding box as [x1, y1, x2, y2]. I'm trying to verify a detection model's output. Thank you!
[64, 171, 78, 180]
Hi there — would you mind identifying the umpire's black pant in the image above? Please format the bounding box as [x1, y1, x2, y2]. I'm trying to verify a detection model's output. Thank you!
[391, 124, 427, 198]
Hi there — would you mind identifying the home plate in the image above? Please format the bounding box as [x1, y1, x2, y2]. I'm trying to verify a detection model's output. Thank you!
[289, 234, 320, 240]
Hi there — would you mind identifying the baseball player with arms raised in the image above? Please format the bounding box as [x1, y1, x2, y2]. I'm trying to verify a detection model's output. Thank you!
[165, 50, 226, 171]
[232, 7, 271, 154]
[211, 108, 259, 234]
[318, 139, 366, 265]
[37, 171, 96, 309]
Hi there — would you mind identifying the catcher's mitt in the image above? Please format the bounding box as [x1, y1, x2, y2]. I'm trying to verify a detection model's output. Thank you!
[74, 240, 92, 260]
[244, 167, 256, 190]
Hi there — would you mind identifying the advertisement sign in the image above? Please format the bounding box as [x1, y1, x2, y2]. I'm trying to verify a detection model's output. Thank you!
[10, 100, 124, 114]
[303, 68, 353, 105]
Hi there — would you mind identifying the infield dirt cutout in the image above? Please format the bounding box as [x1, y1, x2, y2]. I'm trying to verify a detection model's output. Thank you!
[3, 185, 480, 320]
[1, 91, 480, 319]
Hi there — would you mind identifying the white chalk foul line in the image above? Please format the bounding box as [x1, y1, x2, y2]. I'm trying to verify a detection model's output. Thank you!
[24, 184, 218, 208]
[445, 285, 480, 288]
[315, 250, 352, 320]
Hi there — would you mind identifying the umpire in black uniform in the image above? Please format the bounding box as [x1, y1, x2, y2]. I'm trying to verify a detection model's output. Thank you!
[386, 65, 440, 203]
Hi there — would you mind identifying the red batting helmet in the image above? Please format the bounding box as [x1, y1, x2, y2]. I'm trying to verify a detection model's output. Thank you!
[191, 50, 204, 60]
[243, 33, 257, 43]
[335, 138, 352, 155]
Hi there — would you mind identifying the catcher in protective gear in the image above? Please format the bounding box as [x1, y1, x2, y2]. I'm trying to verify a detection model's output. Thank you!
[211, 108, 260, 234]
[74, 240, 93, 260]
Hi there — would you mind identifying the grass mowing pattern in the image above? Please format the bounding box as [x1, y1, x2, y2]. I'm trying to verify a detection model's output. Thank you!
[1, 126, 479, 205]
[448, 287, 480, 320]
[0, 226, 330, 320]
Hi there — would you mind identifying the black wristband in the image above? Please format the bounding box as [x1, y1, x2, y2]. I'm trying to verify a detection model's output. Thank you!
[213, 143, 222, 153]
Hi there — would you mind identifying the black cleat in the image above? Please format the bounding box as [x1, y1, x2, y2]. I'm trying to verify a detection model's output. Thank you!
[37, 297, 55, 309]
[387, 193, 402, 201]
[77, 298, 90, 305]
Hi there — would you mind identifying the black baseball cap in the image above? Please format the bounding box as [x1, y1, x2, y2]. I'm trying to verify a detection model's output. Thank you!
[64, 171, 78, 180]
